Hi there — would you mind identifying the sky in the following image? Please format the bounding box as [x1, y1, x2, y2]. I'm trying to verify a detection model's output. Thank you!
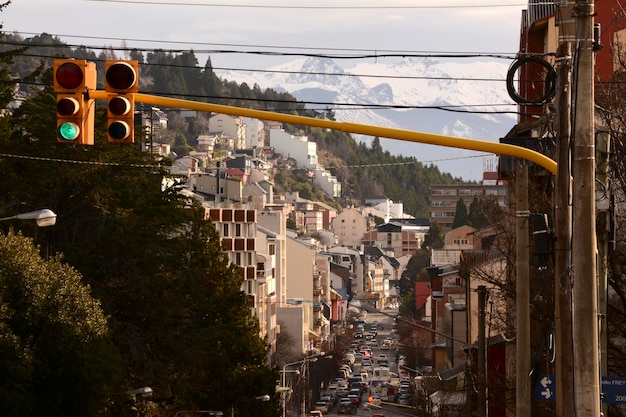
[2, 0, 529, 180]
[2, 0, 527, 69]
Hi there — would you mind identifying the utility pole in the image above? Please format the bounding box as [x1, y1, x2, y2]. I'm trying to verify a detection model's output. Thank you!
[596, 130, 611, 417]
[554, 40, 575, 417]
[477, 285, 487, 417]
[571, 1, 600, 415]
[515, 163, 530, 417]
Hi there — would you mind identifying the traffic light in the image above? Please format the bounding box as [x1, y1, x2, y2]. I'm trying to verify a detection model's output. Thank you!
[53, 59, 96, 144]
[105, 60, 138, 143]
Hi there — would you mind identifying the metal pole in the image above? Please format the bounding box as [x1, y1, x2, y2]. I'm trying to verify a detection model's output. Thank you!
[572, 1, 600, 415]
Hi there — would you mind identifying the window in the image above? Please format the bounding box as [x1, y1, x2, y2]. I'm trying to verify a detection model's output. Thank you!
[235, 223, 242, 236]
[223, 223, 229, 237]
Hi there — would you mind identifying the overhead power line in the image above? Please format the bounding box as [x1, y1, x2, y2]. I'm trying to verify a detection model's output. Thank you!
[4, 31, 519, 60]
[83, 1, 536, 10]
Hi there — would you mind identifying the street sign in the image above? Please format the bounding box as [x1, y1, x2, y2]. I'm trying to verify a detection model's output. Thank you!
[535, 374, 555, 402]
[602, 377, 626, 404]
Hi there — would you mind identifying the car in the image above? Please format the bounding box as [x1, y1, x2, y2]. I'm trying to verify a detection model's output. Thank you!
[398, 394, 412, 405]
[372, 414, 385, 417]
[321, 394, 336, 408]
[378, 353, 387, 361]
[348, 394, 361, 405]
[336, 388, 350, 398]
[315, 401, 330, 413]
[309, 411, 324, 417]
[337, 398, 354, 414]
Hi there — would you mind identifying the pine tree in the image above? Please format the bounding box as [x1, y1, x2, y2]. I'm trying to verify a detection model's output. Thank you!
[452, 198, 468, 229]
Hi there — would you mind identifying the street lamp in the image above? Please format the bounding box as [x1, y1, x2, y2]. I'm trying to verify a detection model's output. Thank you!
[175, 411, 224, 417]
[0, 209, 57, 227]
[231, 394, 271, 417]
[281, 353, 333, 417]
[126, 386, 153, 398]
[281, 356, 322, 417]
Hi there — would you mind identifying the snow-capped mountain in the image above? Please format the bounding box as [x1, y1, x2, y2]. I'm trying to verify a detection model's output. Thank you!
[215, 57, 516, 181]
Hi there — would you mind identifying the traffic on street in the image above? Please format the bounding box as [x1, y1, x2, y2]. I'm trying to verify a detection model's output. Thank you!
[309, 309, 418, 417]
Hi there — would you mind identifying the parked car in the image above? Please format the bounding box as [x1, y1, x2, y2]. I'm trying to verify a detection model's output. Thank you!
[309, 411, 324, 417]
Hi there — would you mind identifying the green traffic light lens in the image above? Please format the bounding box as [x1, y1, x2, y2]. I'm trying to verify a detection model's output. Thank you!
[108, 121, 130, 140]
[58, 122, 79, 141]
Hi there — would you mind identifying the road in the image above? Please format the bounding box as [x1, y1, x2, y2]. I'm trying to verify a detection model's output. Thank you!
[327, 309, 416, 417]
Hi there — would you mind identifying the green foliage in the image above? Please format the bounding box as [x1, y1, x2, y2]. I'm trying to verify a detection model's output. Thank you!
[452, 198, 468, 229]
[0, 68, 276, 416]
[0, 231, 120, 417]
[422, 222, 445, 250]
[468, 196, 493, 229]
[398, 249, 431, 317]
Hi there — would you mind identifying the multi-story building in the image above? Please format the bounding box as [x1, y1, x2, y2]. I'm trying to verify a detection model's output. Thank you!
[362, 219, 428, 258]
[208, 113, 247, 150]
[206, 204, 279, 363]
[429, 172, 507, 231]
[332, 207, 369, 248]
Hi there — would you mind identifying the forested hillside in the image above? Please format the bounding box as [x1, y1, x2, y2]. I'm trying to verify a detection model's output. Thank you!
[2, 32, 461, 217]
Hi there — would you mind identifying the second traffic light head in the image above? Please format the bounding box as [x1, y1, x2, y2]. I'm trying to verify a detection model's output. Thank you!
[105, 60, 138, 143]
[107, 93, 135, 143]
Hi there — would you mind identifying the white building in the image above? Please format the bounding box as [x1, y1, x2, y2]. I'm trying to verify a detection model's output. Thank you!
[242, 117, 265, 148]
[270, 129, 341, 197]
[332, 207, 369, 248]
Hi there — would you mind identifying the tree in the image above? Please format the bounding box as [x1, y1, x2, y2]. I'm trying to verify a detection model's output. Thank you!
[468, 196, 492, 229]
[452, 198, 468, 229]
[1, 68, 278, 416]
[0, 230, 120, 417]
[421, 222, 444, 250]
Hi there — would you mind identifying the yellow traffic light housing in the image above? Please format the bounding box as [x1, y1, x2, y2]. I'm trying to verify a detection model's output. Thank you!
[105, 60, 138, 143]
[53, 59, 96, 145]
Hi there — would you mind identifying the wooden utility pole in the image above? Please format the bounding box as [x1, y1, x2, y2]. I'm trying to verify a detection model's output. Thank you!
[515, 164, 530, 417]
[554, 41, 575, 417]
[572, 1, 600, 415]
[477, 285, 487, 417]
[596, 130, 611, 417]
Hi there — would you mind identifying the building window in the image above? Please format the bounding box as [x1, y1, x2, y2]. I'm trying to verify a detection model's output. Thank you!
[223, 223, 229, 237]
[235, 223, 242, 236]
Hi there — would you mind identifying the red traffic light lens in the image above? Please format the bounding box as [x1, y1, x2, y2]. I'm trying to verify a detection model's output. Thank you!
[106, 62, 137, 90]
[57, 96, 80, 116]
[108, 96, 131, 116]
[56, 62, 84, 90]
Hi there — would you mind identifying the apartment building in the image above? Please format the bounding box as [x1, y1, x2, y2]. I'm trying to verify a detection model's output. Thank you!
[429, 173, 507, 231]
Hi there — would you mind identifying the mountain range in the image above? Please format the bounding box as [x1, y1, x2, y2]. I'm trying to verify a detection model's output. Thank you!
[215, 56, 517, 181]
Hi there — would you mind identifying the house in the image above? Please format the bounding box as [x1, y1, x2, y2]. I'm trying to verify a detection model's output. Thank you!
[332, 207, 369, 248]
